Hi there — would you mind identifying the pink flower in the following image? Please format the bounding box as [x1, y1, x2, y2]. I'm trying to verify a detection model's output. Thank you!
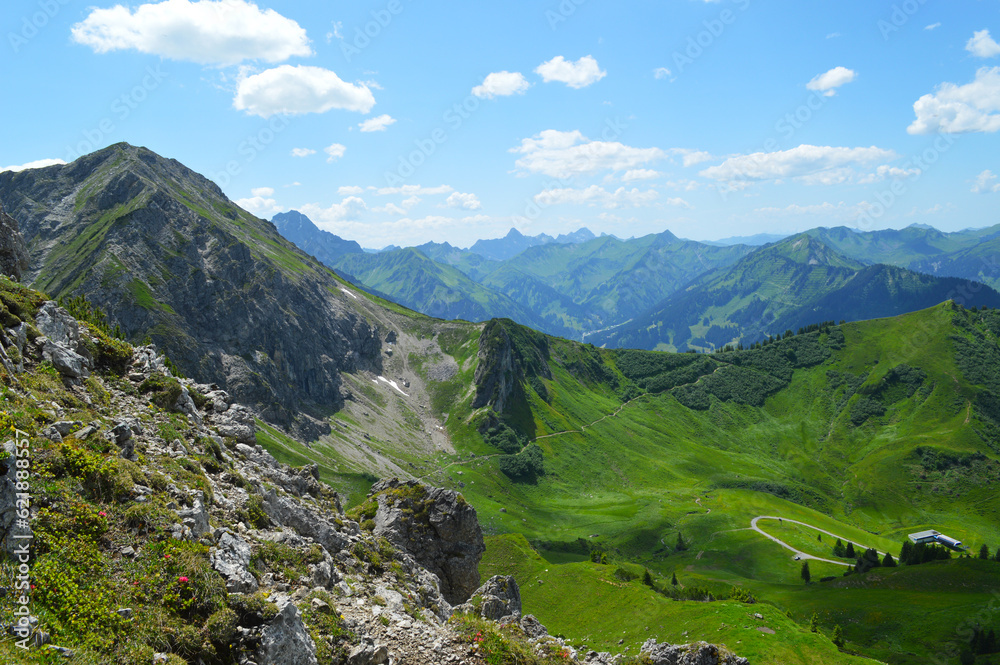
[178, 576, 189, 583]
[98, 511, 107, 517]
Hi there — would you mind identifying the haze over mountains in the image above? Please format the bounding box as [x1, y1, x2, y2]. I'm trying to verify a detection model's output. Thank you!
[270, 207, 1000, 350]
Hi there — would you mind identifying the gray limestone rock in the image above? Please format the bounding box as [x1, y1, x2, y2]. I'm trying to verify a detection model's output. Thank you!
[0, 201, 29, 280]
[256, 602, 318, 665]
[210, 531, 258, 593]
[369, 478, 485, 605]
[640, 639, 749, 665]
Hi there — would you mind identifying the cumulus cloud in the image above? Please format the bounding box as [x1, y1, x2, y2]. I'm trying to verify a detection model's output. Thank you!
[445, 192, 482, 210]
[299, 197, 367, 225]
[622, 169, 662, 181]
[671, 149, 715, 167]
[967, 30, 1000, 58]
[699, 145, 897, 184]
[234, 65, 375, 118]
[358, 114, 397, 132]
[908, 67, 1000, 134]
[472, 71, 531, 99]
[235, 193, 283, 217]
[806, 66, 857, 96]
[324, 143, 346, 162]
[338, 186, 364, 196]
[534, 185, 664, 209]
[511, 130, 664, 179]
[535, 56, 606, 89]
[972, 169, 1000, 193]
[0, 158, 66, 172]
[290, 148, 316, 157]
[653, 67, 672, 80]
[71, 0, 311, 66]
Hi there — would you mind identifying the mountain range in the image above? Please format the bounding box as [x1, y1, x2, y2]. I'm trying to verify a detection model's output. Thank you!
[0, 143, 997, 665]
[270, 208, 1000, 351]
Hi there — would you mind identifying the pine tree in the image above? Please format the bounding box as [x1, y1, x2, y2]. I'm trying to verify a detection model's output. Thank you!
[671, 573, 678, 586]
[817, 533, 822, 542]
[833, 538, 845, 557]
[676, 532, 688, 552]
[642, 569, 654, 587]
[801, 561, 811, 584]
[832, 624, 844, 648]
[845, 542, 855, 558]
[809, 613, 819, 633]
[882, 552, 897, 567]
[900, 540, 913, 565]
[980, 544, 990, 560]
[994, 547, 1000, 562]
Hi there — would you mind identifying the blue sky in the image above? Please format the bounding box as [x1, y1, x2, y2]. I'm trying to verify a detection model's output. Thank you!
[2, 0, 999, 248]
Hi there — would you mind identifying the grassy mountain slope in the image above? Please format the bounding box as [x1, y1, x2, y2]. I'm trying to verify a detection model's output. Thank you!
[596, 234, 1000, 351]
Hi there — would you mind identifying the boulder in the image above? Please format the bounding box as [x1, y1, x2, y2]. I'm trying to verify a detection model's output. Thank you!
[256, 602, 318, 665]
[42, 341, 90, 379]
[520, 614, 548, 639]
[35, 302, 80, 350]
[176, 492, 210, 538]
[640, 639, 749, 665]
[369, 478, 485, 605]
[210, 531, 258, 593]
[215, 404, 257, 444]
[455, 575, 521, 621]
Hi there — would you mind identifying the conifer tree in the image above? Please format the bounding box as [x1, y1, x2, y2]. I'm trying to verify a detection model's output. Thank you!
[801, 561, 811, 584]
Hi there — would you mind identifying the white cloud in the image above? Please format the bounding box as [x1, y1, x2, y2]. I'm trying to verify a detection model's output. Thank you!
[534, 185, 664, 209]
[967, 30, 1000, 58]
[445, 192, 482, 210]
[653, 67, 672, 80]
[511, 129, 664, 179]
[826, 32, 841, 39]
[857, 165, 922, 183]
[754, 201, 863, 218]
[908, 67, 1000, 134]
[622, 169, 662, 181]
[324, 143, 346, 162]
[671, 149, 715, 167]
[71, 0, 310, 66]
[236, 195, 283, 218]
[535, 55, 606, 89]
[972, 169, 1000, 193]
[0, 158, 66, 172]
[806, 66, 857, 97]
[700, 145, 897, 184]
[472, 71, 531, 99]
[375, 185, 453, 196]
[299, 197, 368, 225]
[338, 186, 364, 196]
[234, 65, 375, 118]
[290, 148, 316, 157]
[358, 114, 397, 132]
[373, 203, 407, 216]
[401, 196, 421, 209]
[251, 186, 274, 197]
[925, 23, 941, 31]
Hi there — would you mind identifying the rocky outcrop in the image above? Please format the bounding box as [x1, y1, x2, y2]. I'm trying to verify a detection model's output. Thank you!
[472, 318, 550, 414]
[455, 575, 522, 621]
[0, 201, 29, 280]
[640, 639, 750, 665]
[210, 530, 258, 593]
[0, 143, 382, 433]
[35, 301, 93, 381]
[256, 602, 318, 665]
[369, 478, 485, 605]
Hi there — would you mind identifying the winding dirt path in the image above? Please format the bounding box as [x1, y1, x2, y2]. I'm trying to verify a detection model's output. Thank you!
[750, 516, 888, 567]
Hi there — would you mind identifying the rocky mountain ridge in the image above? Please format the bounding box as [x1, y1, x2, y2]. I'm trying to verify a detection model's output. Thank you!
[0, 144, 384, 436]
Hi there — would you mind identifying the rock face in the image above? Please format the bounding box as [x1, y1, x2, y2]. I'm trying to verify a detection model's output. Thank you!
[0, 144, 382, 433]
[272, 210, 364, 266]
[209, 530, 258, 593]
[0, 200, 29, 280]
[472, 318, 550, 414]
[640, 639, 750, 665]
[35, 301, 93, 381]
[256, 602, 318, 665]
[369, 478, 485, 605]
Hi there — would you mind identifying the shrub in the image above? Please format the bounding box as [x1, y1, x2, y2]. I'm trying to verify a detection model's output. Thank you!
[139, 372, 183, 410]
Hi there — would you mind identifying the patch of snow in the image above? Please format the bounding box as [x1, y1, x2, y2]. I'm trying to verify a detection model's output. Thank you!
[340, 288, 358, 300]
[377, 376, 409, 397]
